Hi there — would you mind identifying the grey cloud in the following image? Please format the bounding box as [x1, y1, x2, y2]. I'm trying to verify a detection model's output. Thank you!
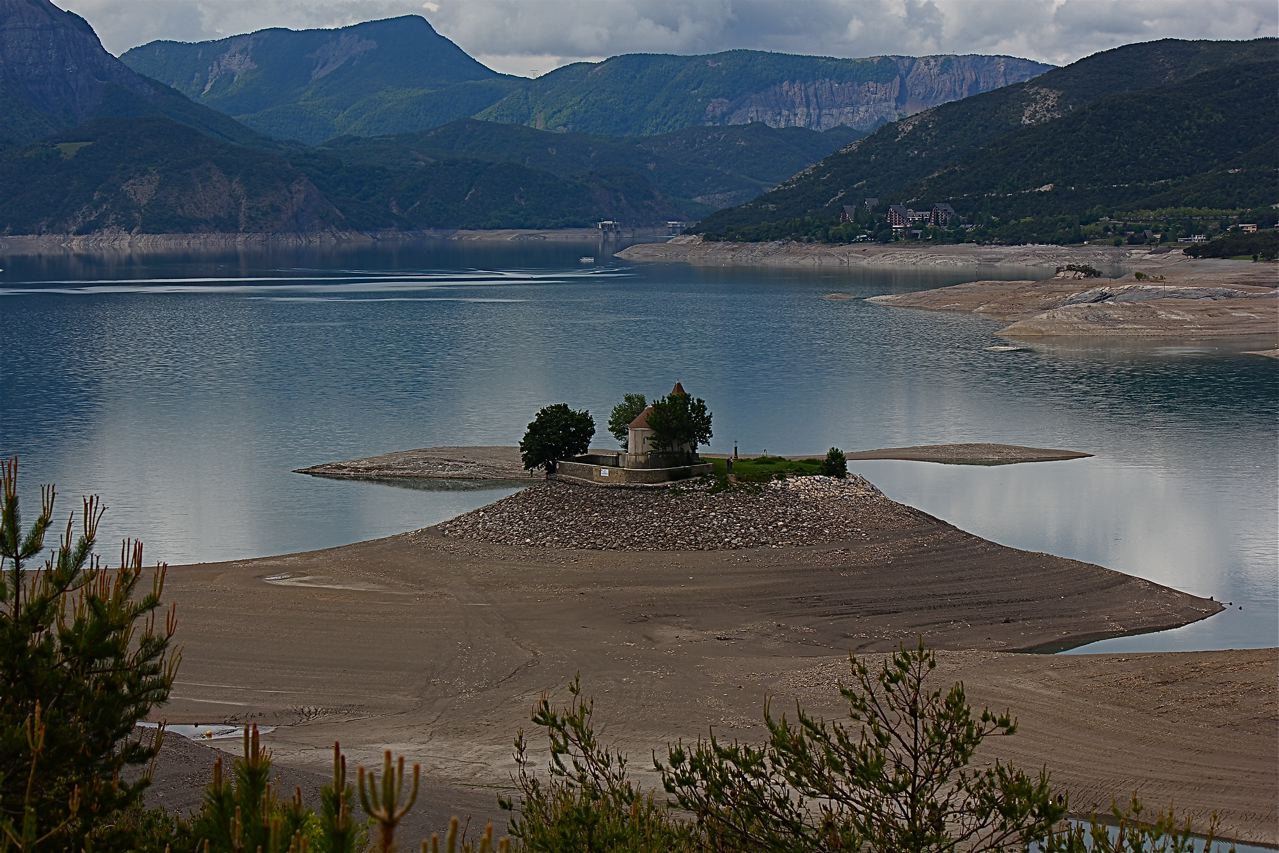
[59, 0, 1277, 73]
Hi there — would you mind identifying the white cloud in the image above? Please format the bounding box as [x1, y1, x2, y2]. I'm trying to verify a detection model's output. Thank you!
[60, 0, 1278, 72]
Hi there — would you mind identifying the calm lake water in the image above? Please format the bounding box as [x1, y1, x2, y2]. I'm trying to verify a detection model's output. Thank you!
[1, 239, 1275, 653]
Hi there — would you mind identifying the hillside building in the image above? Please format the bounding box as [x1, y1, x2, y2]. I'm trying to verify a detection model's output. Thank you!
[887, 202, 959, 229]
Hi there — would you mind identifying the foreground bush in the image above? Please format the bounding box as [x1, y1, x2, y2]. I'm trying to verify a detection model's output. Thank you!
[501, 677, 697, 852]
[0, 458, 178, 850]
[186, 727, 506, 853]
[507, 643, 1235, 853]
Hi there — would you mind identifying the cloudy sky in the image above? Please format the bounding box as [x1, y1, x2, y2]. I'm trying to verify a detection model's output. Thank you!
[63, 0, 1278, 77]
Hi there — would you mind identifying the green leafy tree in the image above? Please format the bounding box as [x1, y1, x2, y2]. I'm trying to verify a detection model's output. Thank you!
[0, 457, 179, 850]
[519, 404, 595, 475]
[647, 392, 712, 461]
[607, 394, 647, 449]
[820, 447, 848, 479]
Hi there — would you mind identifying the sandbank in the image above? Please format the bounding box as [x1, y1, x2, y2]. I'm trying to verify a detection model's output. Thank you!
[865, 266, 1278, 341]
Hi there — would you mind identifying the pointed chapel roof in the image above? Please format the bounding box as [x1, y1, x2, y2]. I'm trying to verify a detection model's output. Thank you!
[670, 381, 687, 396]
[629, 405, 654, 430]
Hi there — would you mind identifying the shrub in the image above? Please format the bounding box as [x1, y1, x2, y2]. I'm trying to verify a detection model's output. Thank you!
[1055, 264, 1103, 278]
[501, 677, 696, 851]
[190, 728, 506, 853]
[661, 640, 1064, 852]
[820, 447, 848, 478]
[519, 404, 595, 475]
[0, 457, 179, 849]
[507, 643, 1233, 852]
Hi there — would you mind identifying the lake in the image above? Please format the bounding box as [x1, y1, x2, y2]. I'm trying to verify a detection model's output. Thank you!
[1, 238, 1275, 653]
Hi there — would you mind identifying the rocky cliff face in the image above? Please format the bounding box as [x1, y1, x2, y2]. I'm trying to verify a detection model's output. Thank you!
[478, 50, 1052, 137]
[707, 55, 1052, 131]
[0, 0, 155, 127]
[0, 0, 260, 147]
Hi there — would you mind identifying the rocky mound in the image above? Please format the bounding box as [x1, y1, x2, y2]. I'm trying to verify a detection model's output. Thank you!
[438, 475, 891, 551]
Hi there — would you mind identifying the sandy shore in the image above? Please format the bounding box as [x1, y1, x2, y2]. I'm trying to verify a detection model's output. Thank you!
[297, 445, 537, 482]
[140, 474, 1279, 844]
[867, 266, 1278, 341]
[298, 442, 1091, 483]
[616, 236, 1195, 270]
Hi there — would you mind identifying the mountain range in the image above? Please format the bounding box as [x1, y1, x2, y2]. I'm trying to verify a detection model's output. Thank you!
[695, 38, 1279, 243]
[119, 16, 522, 144]
[1, 1, 1268, 240]
[119, 16, 1051, 144]
[473, 50, 1050, 137]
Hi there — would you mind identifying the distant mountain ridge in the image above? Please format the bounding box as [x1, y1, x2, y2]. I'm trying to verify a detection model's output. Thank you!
[2, 118, 863, 235]
[478, 50, 1054, 136]
[0, 0, 262, 146]
[2, 2, 871, 234]
[121, 16, 521, 144]
[325, 120, 863, 212]
[696, 38, 1279, 242]
[122, 18, 1052, 143]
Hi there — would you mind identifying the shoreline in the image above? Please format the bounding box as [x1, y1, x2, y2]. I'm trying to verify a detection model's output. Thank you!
[615, 235, 1197, 271]
[297, 442, 1093, 483]
[615, 236, 1278, 344]
[0, 227, 663, 254]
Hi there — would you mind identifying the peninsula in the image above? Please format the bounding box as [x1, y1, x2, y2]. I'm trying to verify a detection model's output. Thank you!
[145, 463, 1277, 844]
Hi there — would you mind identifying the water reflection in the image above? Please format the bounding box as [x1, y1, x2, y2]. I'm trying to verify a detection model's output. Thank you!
[0, 240, 1274, 653]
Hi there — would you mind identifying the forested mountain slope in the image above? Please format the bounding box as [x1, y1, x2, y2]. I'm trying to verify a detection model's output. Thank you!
[121, 16, 522, 143]
[477, 50, 1051, 136]
[695, 38, 1279, 242]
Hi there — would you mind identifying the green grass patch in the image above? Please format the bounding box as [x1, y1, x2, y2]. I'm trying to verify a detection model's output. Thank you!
[709, 455, 824, 483]
[55, 141, 93, 159]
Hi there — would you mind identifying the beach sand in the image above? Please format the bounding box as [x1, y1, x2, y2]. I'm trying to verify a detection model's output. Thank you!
[144, 478, 1278, 844]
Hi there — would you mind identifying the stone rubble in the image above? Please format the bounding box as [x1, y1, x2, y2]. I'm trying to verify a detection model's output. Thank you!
[439, 475, 897, 551]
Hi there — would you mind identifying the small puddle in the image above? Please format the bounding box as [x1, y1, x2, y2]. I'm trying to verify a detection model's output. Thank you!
[138, 722, 276, 741]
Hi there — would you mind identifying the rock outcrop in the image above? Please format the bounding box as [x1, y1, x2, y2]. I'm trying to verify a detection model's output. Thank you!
[0, 0, 155, 139]
[440, 476, 891, 551]
[708, 55, 1050, 132]
[478, 51, 1052, 137]
[0, 0, 258, 146]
